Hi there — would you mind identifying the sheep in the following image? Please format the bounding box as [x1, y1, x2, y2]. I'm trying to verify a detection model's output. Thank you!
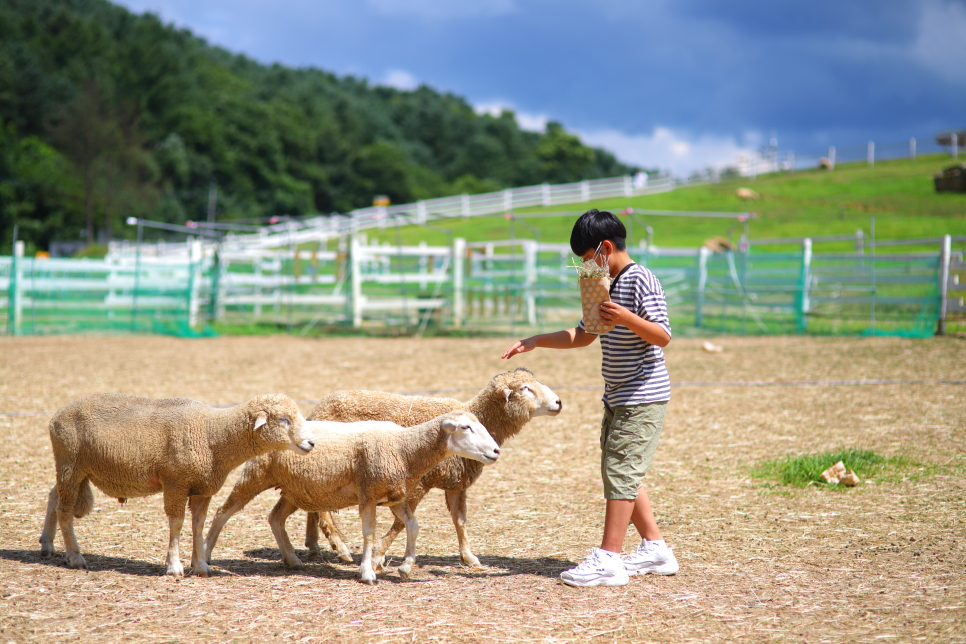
[735, 187, 759, 201]
[306, 367, 562, 567]
[202, 411, 500, 584]
[39, 393, 317, 577]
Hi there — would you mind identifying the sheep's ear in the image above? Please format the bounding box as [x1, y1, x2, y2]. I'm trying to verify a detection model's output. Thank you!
[504, 388, 513, 402]
[253, 411, 269, 430]
[441, 418, 458, 434]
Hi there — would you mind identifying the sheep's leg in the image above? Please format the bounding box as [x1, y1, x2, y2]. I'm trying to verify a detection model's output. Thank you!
[188, 495, 212, 577]
[307, 511, 353, 562]
[204, 482, 271, 563]
[54, 480, 87, 570]
[39, 486, 59, 557]
[389, 502, 419, 579]
[358, 503, 378, 584]
[375, 487, 428, 568]
[304, 511, 321, 554]
[268, 495, 304, 570]
[162, 491, 189, 577]
[446, 489, 481, 567]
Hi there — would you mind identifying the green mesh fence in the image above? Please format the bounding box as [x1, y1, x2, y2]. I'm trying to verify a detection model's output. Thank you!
[1, 254, 216, 337]
[0, 242, 945, 338]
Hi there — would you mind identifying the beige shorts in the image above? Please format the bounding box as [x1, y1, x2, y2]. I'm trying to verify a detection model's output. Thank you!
[600, 401, 667, 500]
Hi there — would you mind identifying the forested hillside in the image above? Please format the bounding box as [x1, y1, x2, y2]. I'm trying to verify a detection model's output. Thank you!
[0, 0, 635, 253]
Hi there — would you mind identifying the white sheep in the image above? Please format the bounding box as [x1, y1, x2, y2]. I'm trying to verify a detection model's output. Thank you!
[39, 392, 317, 577]
[203, 411, 500, 584]
[306, 367, 561, 567]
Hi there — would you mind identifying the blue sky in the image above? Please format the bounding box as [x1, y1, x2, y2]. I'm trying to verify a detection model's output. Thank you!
[114, 0, 966, 176]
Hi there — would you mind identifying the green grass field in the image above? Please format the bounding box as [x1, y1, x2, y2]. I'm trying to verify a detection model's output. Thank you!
[361, 154, 966, 251]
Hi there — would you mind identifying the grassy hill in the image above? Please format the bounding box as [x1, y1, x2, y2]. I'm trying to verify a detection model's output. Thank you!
[365, 154, 966, 252]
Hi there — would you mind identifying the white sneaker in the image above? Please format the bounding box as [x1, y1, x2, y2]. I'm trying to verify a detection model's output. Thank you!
[560, 548, 629, 587]
[622, 539, 679, 575]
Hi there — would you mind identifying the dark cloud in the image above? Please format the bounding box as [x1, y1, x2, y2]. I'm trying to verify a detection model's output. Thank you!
[115, 0, 966, 170]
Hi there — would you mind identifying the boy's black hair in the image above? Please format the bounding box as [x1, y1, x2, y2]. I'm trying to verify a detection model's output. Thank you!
[570, 209, 627, 256]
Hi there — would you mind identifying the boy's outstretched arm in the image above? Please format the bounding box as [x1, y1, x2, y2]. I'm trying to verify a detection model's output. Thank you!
[501, 326, 597, 359]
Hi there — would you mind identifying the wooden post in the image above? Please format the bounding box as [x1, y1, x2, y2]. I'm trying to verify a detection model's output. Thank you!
[939, 234, 951, 336]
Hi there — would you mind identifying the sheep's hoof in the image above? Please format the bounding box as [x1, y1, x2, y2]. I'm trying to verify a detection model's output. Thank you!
[283, 558, 304, 570]
[191, 562, 211, 577]
[397, 563, 412, 579]
[165, 562, 185, 577]
[66, 553, 87, 570]
[40, 543, 55, 557]
[305, 545, 321, 557]
[461, 554, 482, 568]
[360, 576, 378, 585]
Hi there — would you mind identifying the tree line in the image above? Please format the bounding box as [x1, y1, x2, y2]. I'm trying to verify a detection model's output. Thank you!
[0, 0, 639, 254]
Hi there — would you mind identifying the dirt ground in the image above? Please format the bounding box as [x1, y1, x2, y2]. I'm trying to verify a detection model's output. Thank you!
[0, 334, 964, 643]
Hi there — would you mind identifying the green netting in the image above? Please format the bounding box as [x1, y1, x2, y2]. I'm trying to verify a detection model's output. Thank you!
[1, 254, 218, 338]
[0, 243, 945, 338]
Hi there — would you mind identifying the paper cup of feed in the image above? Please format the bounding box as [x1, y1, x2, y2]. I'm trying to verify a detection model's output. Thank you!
[580, 276, 615, 334]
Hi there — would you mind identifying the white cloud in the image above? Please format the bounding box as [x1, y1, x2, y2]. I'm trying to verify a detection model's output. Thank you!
[473, 101, 548, 132]
[380, 69, 419, 90]
[577, 126, 757, 177]
[914, 0, 966, 82]
[365, 0, 517, 21]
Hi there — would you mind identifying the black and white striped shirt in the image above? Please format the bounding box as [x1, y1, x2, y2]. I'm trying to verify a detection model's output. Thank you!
[579, 263, 672, 406]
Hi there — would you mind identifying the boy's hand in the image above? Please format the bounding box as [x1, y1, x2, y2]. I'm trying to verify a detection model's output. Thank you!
[599, 301, 632, 326]
[502, 337, 536, 359]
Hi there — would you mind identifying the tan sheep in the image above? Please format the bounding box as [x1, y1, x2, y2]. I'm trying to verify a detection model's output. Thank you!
[306, 367, 562, 567]
[203, 411, 501, 584]
[735, 187, 759, 200]
[39, 393, 316, 577]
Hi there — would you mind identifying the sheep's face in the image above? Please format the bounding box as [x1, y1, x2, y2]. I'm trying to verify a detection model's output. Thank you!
[503, 376, 562, 419]
[253, 409, 316, 455]
[442, 413, 500, 465]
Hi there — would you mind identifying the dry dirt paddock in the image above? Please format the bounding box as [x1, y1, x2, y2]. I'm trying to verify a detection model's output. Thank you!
[0, 334, 964, 644]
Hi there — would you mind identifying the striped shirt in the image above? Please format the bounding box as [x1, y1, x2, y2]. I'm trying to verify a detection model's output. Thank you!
[579, 263, 672, 406]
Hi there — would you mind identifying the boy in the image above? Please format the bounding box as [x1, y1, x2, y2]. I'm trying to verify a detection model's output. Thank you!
[501, 208, 677, 587]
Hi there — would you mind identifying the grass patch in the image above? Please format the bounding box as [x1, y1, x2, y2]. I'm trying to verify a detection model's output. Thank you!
[750, 448, 918, 488]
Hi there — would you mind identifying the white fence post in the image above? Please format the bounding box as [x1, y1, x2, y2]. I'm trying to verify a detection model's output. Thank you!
[416, 200, 427, 224]
[623, 175, 632, 197]
[939, 234, 951, 336]
[695, 246, 710, 327]
[580, 180, 590, 202]
[8, 240, 24, 335]
[953, 133, 959, 160]
[452, 237, 466, 327]
[868, 140, 875, 167]
[829, 146, 836, 170]
[503, 189, 512, 212]
[541, 183, 551, 207]
[461, 194, 470, 217]
[910, 137, 916, 161]
[798, 238, 812, 333]
[523, 240, 537, 326]
[350, 233, 363, 327]
[188, 239, 202, 328]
